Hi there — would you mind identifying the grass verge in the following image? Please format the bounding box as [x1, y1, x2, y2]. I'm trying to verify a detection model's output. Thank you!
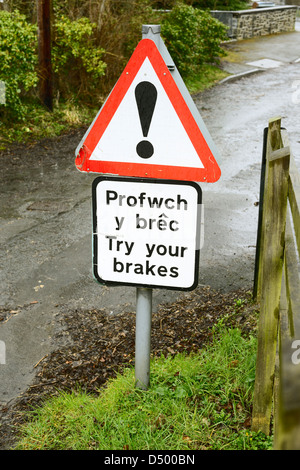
[15, 327, 272, 450]
[0, 99, 98, 151]
[185, 64, 229, 95]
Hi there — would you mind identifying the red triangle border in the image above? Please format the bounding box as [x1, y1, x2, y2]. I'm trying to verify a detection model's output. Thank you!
[75, 39, 221, 183]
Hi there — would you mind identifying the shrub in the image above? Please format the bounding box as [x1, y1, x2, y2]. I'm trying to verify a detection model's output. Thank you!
[52, 15, 107, 100]
[161, 3, 228, 78]
[191, 0, 249, 10]
[0, 10, 38, 119]
[0, 10, 107, 118]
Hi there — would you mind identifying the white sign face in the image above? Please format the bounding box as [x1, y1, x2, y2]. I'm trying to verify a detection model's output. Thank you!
[92, 177, 201, 290]
[89, 58, 204, 169]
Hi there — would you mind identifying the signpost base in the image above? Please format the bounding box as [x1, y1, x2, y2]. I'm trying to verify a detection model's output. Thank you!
[135, 287, 152, 390]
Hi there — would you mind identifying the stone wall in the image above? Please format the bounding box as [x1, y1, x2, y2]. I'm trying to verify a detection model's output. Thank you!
[211, 5, 297, 40]
[286, 0, 300, 6]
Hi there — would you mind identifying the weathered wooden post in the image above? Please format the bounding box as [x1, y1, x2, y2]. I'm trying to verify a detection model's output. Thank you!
[274, 133, 300, 449]
[252, 117, 290, 435]
[37, 0, 53, 111]
[275, 213, 300, 449]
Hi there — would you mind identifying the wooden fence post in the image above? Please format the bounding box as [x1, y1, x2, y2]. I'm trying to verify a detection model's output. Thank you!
[252, 117, 290, 435]
[253, 126, 268, 300]
[275, 214, 300, 449]
[275, 137, 300, 448]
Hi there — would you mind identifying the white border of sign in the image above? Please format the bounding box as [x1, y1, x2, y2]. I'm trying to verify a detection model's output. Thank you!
[92, 176, 202, 291]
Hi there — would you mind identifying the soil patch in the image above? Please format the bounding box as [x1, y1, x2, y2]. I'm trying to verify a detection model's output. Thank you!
[0, 285, 258, 450]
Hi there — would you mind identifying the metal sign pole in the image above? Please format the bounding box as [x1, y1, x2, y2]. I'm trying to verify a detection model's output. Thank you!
[135, 287, 152, 390]
[133, 25, 157, 392]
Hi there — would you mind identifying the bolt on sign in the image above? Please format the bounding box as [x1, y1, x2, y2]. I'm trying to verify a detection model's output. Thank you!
[92, 176, 202, 290]
[75, 38, 221, 183]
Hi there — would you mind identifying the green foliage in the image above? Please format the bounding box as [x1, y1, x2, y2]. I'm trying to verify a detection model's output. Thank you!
[117, 1, 159, 59]
[0, 11, 107, 117]
[0, 98, 98, 150]
[191, 0, 249, 11]
[16, 327, 272, 450]
[184, 64, 229, 94]
[0, 10, 38, 119]
[52, 15, 106, 99]
[51, 0, 158, 91]
[0, 2, 229, 135]
[161, 3, 228, 78]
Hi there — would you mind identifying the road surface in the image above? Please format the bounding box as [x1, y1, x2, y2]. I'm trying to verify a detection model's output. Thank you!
[1, 29, 300, 405]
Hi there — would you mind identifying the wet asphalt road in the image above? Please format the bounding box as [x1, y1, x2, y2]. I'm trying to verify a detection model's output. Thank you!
[1, 29, 300, 406]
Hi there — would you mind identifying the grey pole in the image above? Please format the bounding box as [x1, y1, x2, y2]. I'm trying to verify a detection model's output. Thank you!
[135, 287, 152, 390]
[133, 25, 161, 391]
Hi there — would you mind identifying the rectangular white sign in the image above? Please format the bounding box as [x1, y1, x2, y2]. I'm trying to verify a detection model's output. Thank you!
[92, 177, 201, 290]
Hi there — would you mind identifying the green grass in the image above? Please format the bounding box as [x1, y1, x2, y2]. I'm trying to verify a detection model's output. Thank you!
[185, 64, 229, 95]
[0, 99, 98, 151]
[15, 328, 272, 450]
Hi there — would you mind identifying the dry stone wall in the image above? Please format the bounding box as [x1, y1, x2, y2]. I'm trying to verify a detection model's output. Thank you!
[211, 6, 297, 40]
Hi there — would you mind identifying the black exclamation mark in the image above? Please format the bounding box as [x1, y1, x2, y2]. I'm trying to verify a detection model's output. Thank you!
[135, 81, 157, 159]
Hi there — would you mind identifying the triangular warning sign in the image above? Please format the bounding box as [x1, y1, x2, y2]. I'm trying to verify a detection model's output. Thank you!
[75, 39, 221, 182]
